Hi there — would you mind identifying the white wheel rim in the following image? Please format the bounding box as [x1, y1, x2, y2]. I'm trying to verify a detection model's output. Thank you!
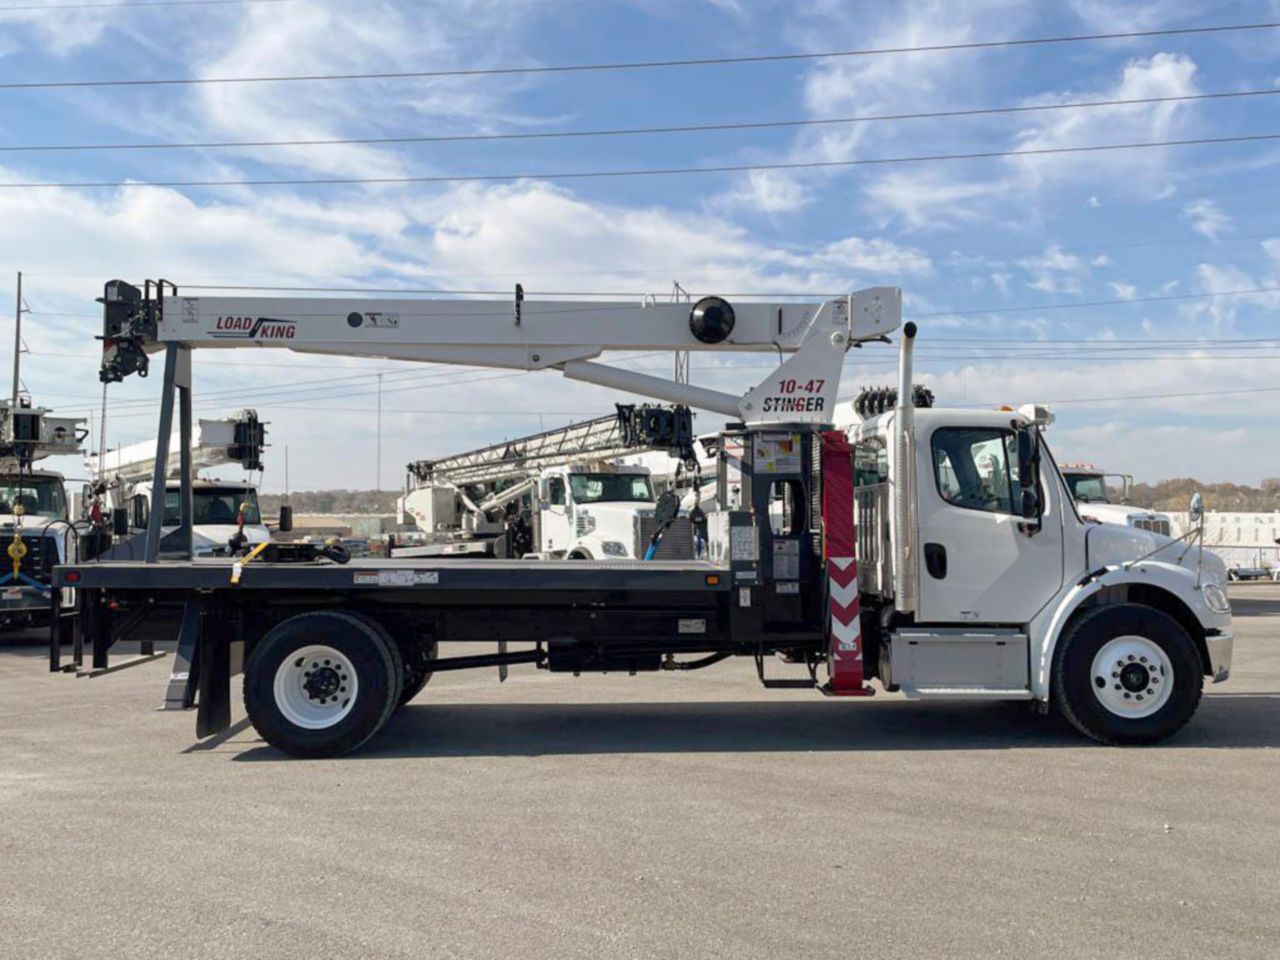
[1089, 635, 1174, 719]
[272, 644, 359, 730]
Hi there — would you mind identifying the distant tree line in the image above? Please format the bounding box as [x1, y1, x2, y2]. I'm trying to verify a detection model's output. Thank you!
[260, 490, 401, 515]
[1129, 478, 1280, 513]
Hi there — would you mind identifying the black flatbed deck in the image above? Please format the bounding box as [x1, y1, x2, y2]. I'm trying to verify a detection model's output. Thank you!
[55, 557, 729, 592]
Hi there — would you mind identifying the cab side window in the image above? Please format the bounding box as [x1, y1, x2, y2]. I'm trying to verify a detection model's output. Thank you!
[931, 427, 1022, 514]
[548, 476, 566, 506]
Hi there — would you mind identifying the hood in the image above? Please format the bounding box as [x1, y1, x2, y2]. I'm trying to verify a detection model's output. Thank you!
[0, 516, 67, 539]
[1077, 503, 1168, 527]
[579, 502, 655, 518]
[1086, 523, 1228, 585]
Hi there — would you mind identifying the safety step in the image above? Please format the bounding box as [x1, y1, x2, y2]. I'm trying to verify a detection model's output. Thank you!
[760, 678, 818, 689]
[899, 684, 1032, 700]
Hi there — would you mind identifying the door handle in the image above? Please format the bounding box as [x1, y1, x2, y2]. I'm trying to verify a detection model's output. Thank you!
[924, 542, 947, 579]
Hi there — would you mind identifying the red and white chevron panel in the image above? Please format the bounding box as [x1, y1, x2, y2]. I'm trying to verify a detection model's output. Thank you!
[821, 430, 872, 696]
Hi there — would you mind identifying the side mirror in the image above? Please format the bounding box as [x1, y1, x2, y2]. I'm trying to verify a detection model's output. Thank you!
[1020, 487, 1041, 520]
[278, 504, 293, 534]
[1016, 428, 1038, 482]
[1189, 491, 1203, 526]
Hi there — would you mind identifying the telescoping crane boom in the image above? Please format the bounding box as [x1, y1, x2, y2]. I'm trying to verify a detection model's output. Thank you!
[53, 278, 1234, 758]
[86, 410, 264, 484]
[408, 404, 694, 488]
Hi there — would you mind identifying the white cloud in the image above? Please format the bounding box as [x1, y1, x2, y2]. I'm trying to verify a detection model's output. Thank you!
[1007, 53, 1199, 194]
[864, 170, 1008, 231]
[1017, 245, 1091, 294]
[1108, 281, 1138, 300]
[1182, 199, 1232, 240]
[1067, 0, 1188, 33]
[714, 170, 812, 214]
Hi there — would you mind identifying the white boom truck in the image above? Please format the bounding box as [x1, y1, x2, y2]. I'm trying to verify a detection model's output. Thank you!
[398, 404, 699, 560]
[85, 411, 270, 557]
[1058, 463, 1173, 537]
[0, 399, 86, 629]
[50, 281, 1232, 758]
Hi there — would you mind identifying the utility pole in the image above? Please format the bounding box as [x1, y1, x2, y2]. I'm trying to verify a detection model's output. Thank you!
[11, 270, 22, 406]
[376, 372, 383, 490]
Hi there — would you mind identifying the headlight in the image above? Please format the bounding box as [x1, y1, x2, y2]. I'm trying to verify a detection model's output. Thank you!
[600, 540, 629, 557]
[1203, 582, 1230, 614]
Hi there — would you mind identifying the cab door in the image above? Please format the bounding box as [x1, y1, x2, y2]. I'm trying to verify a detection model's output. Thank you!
[539, 474, 573, 553]
[915, 424, 1063, 624]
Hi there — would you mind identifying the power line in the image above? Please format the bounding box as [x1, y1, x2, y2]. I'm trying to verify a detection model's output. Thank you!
[3, 87, 1276, 153]
[160, 280, 1280, 316]
[8, 132, 1278, 190]
[972, 384, 1280, 405]
[0, 0, 292, 8]
[913, 284, 1280, 317]
[1, 21, 1275, 90]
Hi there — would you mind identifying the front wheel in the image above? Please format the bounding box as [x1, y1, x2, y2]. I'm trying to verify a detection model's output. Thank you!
[244, 611, 403, 758]
[1052, 603, 1203, 745]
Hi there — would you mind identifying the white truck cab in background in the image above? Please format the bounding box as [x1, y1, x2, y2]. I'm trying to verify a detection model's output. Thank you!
[118, 477, 270, 557]
[403, 461, 692, 560]
[1059, 463, 1173, 537]
[0, 399, 86, 630]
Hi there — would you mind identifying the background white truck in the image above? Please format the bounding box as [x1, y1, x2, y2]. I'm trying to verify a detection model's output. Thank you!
[86, 410, 271, 557]
[398, 404, 699, 560]
[1058, 463, 1173, 537]
[0, 399, 86, 630]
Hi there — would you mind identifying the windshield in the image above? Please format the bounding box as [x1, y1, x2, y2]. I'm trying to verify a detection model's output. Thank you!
[569, 473, 654, 504]
[1063, 473, 1111, 504]
[165, 488, 261, 525]
[0, 477, 67, 518]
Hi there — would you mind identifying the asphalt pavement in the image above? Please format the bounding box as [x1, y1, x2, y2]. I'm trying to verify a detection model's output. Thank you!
[1, 585, 1278, 959]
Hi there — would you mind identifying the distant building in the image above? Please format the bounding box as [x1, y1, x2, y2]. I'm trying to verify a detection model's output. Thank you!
[1170, 511, 1280, 570]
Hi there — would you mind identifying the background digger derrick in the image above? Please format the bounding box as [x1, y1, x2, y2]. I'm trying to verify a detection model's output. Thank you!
[52, 281, 1232, 757]
[86, 409, 270, 558]
[398, 403, 699, 560]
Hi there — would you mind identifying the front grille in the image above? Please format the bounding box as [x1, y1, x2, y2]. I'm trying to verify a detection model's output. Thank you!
[1133, 518, 1172, 536]
[4, 532, 58, 582]
[637, 516, 695, 559]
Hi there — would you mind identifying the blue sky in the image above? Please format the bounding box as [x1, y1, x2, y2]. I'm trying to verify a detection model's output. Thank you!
[1, 0, 1278, 491]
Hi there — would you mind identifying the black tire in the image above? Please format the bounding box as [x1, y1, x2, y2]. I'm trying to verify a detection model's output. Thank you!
[1052, 603, 1203, 745]
[398, 638, 438, 707]
[243, 611, 403, 758]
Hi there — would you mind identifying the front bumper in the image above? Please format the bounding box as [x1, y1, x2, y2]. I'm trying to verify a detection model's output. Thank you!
[1205, 630, 1233, 683]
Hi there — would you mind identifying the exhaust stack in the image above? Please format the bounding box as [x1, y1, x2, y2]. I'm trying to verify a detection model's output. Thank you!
[893, 322, 918, 614]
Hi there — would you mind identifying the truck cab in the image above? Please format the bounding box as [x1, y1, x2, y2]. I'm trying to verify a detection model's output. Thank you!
[850, 401, 1233, 742]
[537, 463, 691, 559]
[1059, 463, 1173, 537]
[123, 478, 270, 557]
[0, 468, 74, 629]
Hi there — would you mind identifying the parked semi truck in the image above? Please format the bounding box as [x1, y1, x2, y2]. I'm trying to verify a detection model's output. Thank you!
[0, 398, 86, 630]
[51, 282, 1232, 757]
[397, 404, 699, 560]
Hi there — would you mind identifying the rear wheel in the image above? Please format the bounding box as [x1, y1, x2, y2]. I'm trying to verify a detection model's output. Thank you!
[244, 611, 402, 757]
[1052, 603, 1203, 745]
